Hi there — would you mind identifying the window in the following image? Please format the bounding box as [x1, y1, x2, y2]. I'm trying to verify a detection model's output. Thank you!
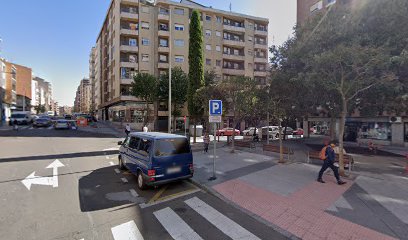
[216, 45, 221, 52]
[129, 38, 137, 46]
[142, 38, 150, 45]
[128, 137, 140, 149]
[142, 54, 149, 62]
[141, 22, 150, 30]
[205, 30, 211, 37]
[129, 55, 137, 63]
[175, 24, 184, 31]
[206, 15, 212, 21]
[206, 59, 211, 65]
[159, 23, 169, 31]
[138, 138, 152, 156]
[129, 23, 138, 30]
[174, 39, 185, 47]
[131, 110, 145, 123]
[141, 6, 149, 13]
[206, 44, 211, 50]
[216, 60, 221, 67]
[248, 50, 253, 56]
[310, 0, 323, 13]
[248, 23, 253, 29]
[216, 16, 222, 23]
[159, 7, 169, 15]
[248, 36, 253, 42]
[175, 55, 184, 63]
[174, 8, 184, 15]
[159, 38, 168, 47]
[215, 31, 221, 37]
[155, 139, 190, 157]
[357, 122, 391, 140]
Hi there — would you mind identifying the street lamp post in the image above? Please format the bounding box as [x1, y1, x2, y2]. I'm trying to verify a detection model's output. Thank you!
[167, 8, 172, 133]
[266, 85, 270, 144]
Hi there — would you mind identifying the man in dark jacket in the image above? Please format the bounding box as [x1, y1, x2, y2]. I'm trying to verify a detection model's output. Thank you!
[317, 142, 346, 185]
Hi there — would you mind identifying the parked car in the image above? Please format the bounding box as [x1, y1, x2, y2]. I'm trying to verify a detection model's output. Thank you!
[9, 111, 32, 125]
[33, 117, 52, 128]
[293, 128, 304, 135]
[216, 128, 240, 136]
[261, 126, 280, 139]
[242, 127, 258, 136]
[54, 119, 69, 130]
[118, 132, 193, 190]
[64, 114, 72, 120]
[282, 127, 294, 136]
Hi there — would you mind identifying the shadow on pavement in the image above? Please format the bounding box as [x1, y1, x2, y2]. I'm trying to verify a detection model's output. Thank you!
[0, 150, 118, 163]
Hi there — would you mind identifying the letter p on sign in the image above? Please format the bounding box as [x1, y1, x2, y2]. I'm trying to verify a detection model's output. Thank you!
[209, 100, 222, 115]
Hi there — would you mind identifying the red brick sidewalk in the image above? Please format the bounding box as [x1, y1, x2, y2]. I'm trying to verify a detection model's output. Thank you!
[214, 178, 396, 240]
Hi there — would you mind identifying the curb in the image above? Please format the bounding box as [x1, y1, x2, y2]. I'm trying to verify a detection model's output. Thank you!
[190, 178, 300, 240]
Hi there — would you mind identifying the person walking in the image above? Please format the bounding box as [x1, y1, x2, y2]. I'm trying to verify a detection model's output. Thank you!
[317, 140, 346, 185]
[125, 124, 131, 136]
[203, 133, 210, 153]
[143, 125, 148, 132]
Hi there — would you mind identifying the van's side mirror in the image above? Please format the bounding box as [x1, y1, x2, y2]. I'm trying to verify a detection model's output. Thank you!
[117, 141, 123, 145]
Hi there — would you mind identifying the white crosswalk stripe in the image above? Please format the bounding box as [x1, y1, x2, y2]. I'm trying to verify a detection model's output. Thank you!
[153, 207, 203, 240]
[111, 220, 144, 240]
[185, 197, 261, 240]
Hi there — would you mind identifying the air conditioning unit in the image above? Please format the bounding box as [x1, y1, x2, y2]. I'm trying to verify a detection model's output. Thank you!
[389, 116, 402, 123]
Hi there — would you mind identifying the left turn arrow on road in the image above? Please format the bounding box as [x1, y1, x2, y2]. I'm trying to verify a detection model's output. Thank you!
[21, 159, 65, 190]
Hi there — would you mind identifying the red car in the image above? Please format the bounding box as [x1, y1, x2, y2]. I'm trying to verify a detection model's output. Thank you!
[216, 128, 240, 136]
[293, 128, 304, 135]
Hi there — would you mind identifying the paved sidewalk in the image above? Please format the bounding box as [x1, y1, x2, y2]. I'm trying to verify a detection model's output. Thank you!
[193, 146, 408, 240]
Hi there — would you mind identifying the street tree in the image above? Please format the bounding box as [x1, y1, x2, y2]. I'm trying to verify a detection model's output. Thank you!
[131, 73, 159, 128]
[188, 9, 204, 143]
[34, 104, 46, 114]
[159, 67, 188, 131]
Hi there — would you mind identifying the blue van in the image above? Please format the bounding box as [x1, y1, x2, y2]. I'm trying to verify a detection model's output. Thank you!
[118, 132, 194, 190]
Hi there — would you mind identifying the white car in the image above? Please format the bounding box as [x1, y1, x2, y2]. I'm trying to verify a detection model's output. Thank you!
[242, 127, 258, 136]
[9, 111, 32, 125]
[261, 126, 280, 139]
[54, 120, 69, 130]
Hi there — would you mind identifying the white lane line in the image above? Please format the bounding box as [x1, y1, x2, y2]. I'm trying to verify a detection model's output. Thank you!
[185, 197, 261, 240]
[130, 189, 139, 197]
[103, 147, 119, 151]
[121, 177, 128, 183]
[154, 207, 203, 240]
[114, 168, 120, 174]
[47, 126, 53, 130]
[109, 161, 115, 166]
[139, 189, 201, 209]
[111, 220, 144, 240]
[105, 155, 110, 159]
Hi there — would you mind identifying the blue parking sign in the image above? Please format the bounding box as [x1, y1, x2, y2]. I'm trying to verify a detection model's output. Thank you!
[209, 100, 222, 115]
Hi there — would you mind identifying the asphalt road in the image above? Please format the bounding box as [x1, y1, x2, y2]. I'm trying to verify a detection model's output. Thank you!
[0, 128, 288, 240]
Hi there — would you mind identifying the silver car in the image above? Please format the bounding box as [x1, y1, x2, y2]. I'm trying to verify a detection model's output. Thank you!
[54, 120, 69, 130]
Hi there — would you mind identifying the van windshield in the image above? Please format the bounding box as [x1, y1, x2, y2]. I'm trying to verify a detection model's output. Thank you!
[11, 114, 26, 118]
[155, 138, 190, 157]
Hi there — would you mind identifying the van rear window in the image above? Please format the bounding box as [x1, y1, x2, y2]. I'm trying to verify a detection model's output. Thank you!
[11, 114, 26, 118]
[155, 138, 190, 157]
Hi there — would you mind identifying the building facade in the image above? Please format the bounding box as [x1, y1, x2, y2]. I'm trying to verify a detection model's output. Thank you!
[59, 105, 73, 116]
[89, 47, 97, 114]
[93, 0, 269, 130]
[0, 58, 10, 123]
[74, 78, 92, 113]
[13, 63, 32, 111]
[31, 76, 52, 113]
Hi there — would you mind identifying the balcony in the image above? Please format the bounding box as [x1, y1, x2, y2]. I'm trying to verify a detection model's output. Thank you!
[223, 53, 245, 61]
[158, 62, 170, 69]
[223, 39, 245, 47]
[120, 61, 138, 68]
[121, 0, 139, 4]
[158, 13, 170, 21]
[222, 67, 245, 75]
[254, 70, 267, 77]
[254, 29, 268, 36]
[120, 27, 139, 36]
[121, 11, 139, 20]
[254, 57, 268, 63]
[158, 46, 169, 53]
[120, 44, 138, 52]
[254, 42, 267, 49]
[121, 78, 133, 85]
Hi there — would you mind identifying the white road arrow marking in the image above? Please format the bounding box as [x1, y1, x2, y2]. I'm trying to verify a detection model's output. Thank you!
[21, 160, 65, 190]
[21, 172, 54, 190]
[46, 159, 65, 188]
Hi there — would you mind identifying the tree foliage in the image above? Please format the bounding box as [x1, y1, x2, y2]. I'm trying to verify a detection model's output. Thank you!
[159, 67, 188, 117]
[131, 73, 159, 126]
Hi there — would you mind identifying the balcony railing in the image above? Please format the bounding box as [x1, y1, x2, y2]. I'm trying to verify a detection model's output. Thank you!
[121, 25, 139, 30]
[255, 41, 267, 45]
[223, 37, 244, 42]
[223, 22, 245, 28]
[121, 7, 138, 14]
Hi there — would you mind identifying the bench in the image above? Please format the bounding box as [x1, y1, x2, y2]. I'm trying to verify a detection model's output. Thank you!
[228, 140, 255, 148]
[263, 144, 294, 160]
[307, 151, 354, 172]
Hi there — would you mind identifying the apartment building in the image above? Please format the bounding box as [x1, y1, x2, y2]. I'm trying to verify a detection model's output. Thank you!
[59, 105, 73, 116]
[31, 76, 52, 112]
[93, 0, 269, 129]
[297, 0, 355, 25]
[89, 47, 97, 113]
[74, 78, 92, 113]
[13, 63, 32, 111]
[0, 58, 10, 122]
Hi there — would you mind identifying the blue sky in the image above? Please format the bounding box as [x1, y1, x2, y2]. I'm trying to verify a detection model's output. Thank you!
[0, 0, 296, 106]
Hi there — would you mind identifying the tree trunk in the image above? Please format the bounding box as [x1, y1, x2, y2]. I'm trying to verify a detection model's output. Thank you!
[193, 120, 197, 143]
[154, 101, 158, 131]
[338, 96, 347, 176]
[278, 120, 285, 163]
[231, 118, 236, 153]
[144, 102, 150, 128]
[330, 115, 336, 141]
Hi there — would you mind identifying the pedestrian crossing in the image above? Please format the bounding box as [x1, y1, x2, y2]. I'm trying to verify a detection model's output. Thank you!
[109, 196, 262, 240]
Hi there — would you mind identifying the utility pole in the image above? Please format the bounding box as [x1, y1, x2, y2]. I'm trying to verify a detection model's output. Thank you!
[168, 7, 172, 133]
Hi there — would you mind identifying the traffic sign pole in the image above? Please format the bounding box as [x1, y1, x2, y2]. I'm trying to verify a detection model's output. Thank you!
[209, 123, 217, 180]
[208, 100, 222, 181]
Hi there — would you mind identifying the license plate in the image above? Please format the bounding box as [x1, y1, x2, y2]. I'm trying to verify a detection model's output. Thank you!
[167, 166, 181, 174]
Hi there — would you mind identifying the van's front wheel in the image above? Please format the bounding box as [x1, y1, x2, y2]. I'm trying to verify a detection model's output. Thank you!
[118, 156, 126, 170]
[137, 172, 147, 190]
